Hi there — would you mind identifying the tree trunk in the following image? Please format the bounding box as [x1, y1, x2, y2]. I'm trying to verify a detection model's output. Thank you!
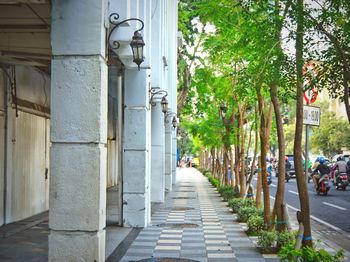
[269, 0, 288, 233]
[295, 0, 312, 247]
[238, 104, 245, 196]
[270, 82, 287, 232]
[211, 147, 215, 176]
[222, 147, 229, 185]
[256, 156, 262, 208]
[230, 148, 236, 187]
[246, 123, 253, 169]
[234, 132, 240, 191]
[247, 105, 259, 187]
[342, 66, 350, 124]
[223, 125, 231, 185]
[246, 125, 259, 186]
[257, 90, 271, 226]
[218, 148, 224, 182]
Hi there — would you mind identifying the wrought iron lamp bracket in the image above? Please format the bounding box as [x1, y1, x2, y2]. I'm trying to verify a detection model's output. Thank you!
[107, 13, 145, 50]
[149, 88, 168, 107]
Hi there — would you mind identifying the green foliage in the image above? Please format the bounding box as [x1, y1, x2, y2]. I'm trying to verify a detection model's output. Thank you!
[277, 231, 295, 247]
[199, 168, 211, 174]
[178, 0, 297, 156]
[257, 231, 277, 253]
[278, 243, 344, 262]
[310, 111, 350, 157]
[257, 230, 296, 254]
[207, 175, 220, 188]
[247, 215, 265, 234]
[304, 0, 350, 107]
[228, 198, 254, 213]
[203, 171, 212, 177]
[218, 185, 240, 201]
[177, 129, 194, 159]
[237, 206, 264, 222]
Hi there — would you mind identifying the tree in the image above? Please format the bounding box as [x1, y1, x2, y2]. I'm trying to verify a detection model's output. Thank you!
[303, 0, 350, 123]
[310, 111, 350, 157]
[294, 0, 313, 248]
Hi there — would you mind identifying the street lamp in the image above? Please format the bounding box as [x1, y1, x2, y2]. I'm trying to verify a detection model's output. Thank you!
[172, 116, 178, 129]
[165, 112, 178, 129]
[150, 88, 168, 114]
[161, 95, 169, 114]
[108, 13, 145, 70]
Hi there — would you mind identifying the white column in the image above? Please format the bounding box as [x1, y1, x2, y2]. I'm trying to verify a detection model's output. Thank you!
[49, 1, 107, 261]
[151, 102, 165, 202]
[172, 133, 177, 184]
[165, 117, 173, 191]
[150, 0, 166, 201]
[167, 0, 178, 184]
[123, 69, 151, 227]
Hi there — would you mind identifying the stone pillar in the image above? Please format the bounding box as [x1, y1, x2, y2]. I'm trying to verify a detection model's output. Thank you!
[151, 102, 165, 202]
[172, 133, 177, 184]
[165, 117, 173, 191]
[167, 0, 179, 185]
[123, 69, 151, 227]
[49, 1, 107, 261]
[150, 0, 166, 201]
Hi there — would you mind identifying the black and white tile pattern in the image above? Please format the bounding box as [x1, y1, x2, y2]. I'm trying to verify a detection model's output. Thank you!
[120, 168, 274, 262]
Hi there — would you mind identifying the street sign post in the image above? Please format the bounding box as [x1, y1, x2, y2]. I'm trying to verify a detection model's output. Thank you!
[303, 105, 321, 126]
[303, 61, 320, 183]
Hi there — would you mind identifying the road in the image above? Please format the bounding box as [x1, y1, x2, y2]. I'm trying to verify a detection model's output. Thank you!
[268, 175, 350, 233]
[253, 173, 350, 253]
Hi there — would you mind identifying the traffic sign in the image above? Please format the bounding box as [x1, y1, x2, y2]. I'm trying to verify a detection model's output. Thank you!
[303, 61, 319, 104]
[304, 89, 318, 104]
[303, 105, 320, 126]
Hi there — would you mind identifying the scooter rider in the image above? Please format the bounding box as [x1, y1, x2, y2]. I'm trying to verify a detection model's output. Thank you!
[333, 155, 347, 176]
[312, 156, 330, 190]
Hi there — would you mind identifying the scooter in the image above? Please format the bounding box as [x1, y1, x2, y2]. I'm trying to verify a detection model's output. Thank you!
[316, 174, 331, 195]
[334, 172, 349, 190]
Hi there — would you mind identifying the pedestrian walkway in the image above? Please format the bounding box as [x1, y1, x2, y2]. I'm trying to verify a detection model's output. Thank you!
[114, 168, 276, 262]
[2, 167, 347, 261]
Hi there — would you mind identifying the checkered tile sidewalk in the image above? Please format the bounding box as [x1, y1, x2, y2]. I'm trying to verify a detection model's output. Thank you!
[120, 168, 279, 262]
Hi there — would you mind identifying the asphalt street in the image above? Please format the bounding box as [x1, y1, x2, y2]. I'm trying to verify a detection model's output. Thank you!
[267, 174, 350, 233]
[252, 173, 350, 253]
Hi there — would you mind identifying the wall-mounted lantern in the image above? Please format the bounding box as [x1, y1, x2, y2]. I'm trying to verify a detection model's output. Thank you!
[166, 112, 178, 129]
[108, 13, 145, 70]
[150, 87, 168, 114]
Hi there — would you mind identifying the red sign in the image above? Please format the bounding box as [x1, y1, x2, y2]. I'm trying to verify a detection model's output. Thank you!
[303, 61, 318, 104]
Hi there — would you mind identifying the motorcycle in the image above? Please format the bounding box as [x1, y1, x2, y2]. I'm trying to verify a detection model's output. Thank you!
[334, 172, 349, 190]
[315, 173, 331, 195]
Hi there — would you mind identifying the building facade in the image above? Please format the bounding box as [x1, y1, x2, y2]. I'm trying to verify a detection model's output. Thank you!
[0, 0, 178, 260]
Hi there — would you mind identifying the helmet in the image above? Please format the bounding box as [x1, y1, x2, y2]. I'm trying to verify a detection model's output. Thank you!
[337, 155, 344, 161]
[319, 156, 325, 164]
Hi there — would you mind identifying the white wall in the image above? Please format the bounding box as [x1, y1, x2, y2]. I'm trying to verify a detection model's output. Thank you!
[16, 66, 50, 108]
[0, 66, 50, 225]
[6, 110, 50, 223]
